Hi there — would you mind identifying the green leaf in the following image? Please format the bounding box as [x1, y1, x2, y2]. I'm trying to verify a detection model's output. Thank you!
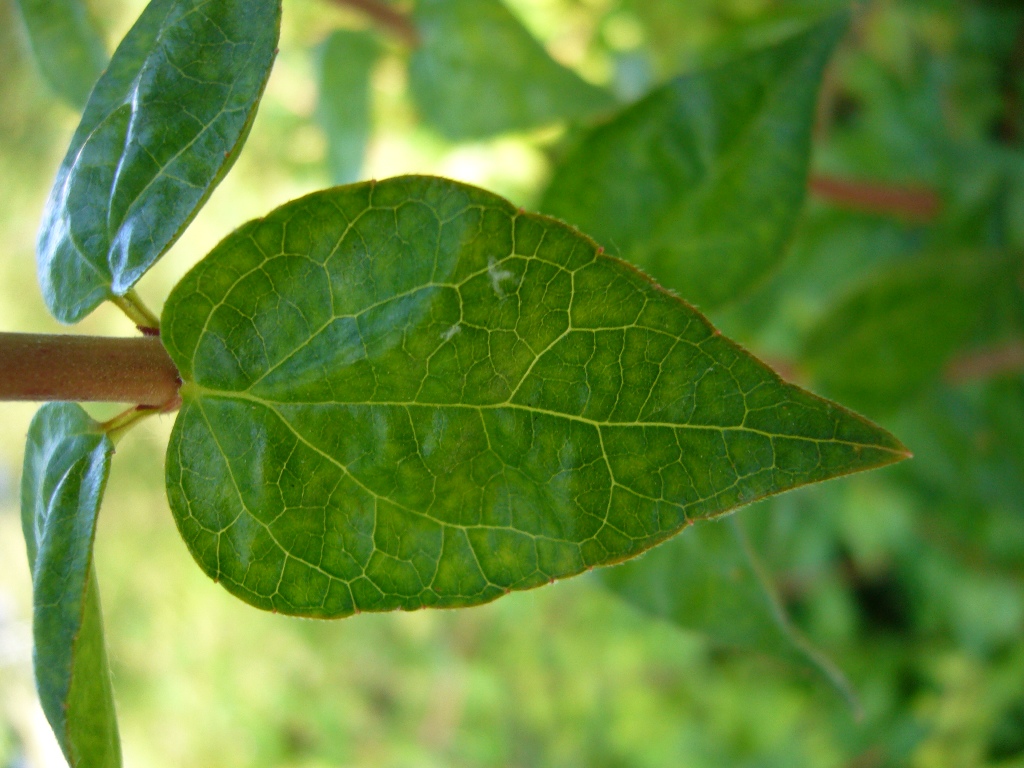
[408, 0, 614, 141]
[21, 403, 119, 768]
[317, 30, 380, 185]
[36, 0, 282, 325]
[15, 0, 107, 108]
[598, 513, 858, 709]
[541, 13, 847, 309]
[161, 175, 909, 619]
[803, 255, 997, 414]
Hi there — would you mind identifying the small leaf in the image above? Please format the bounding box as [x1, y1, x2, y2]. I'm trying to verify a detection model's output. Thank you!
[21, 403, 119, 768]
[541, 13, 848, 309]
[408, 0, 614, 140]
[37, 0, 282, 324]
[803, 254, 997, 414]
[599, 514, 859, 709]
[317, 30, 380, 185]
[15, 0, 107, 108]
[161, 175, 908, 619]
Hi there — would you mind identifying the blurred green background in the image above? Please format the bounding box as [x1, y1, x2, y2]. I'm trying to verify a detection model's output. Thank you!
[2, 0, 1024, 765]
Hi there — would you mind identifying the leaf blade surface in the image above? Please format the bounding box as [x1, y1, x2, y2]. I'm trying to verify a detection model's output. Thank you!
[541, 13, 847, 309]
[162, 175, 908, 619]
[37, 0, 282, 324]
[408, 0, 614, 140]
[317, 30, 380, 185]
[15, 0, 107, 108]
[21, 403, 119, 768]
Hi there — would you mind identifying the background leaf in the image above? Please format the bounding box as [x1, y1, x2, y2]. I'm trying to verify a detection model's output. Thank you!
[161, 175, 907, 619]
[317, 30, 380, 186]
[803, 254, 1001, 414]
[21, 403, 119, 768]
[408, 0, 614, 140]
[598, 513, 858, 707]
[36, 0, 282, 324]
[541, 13, 847, 309]
[14, 0, 107, 109]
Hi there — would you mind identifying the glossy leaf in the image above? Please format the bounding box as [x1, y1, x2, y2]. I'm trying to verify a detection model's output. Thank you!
[21, 403, 119, 768]
[541, 13, 847, 309]
[161, 175, 908, 619]
[599, 513, 857, 706]
[317, 30, 380, 185]
[408, 0, 615, 140]
[15, 0, 107, 108]
[804, 255, 996, 414]
[36, 0, 282, 324]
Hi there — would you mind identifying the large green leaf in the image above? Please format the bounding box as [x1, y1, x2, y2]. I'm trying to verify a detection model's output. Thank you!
[408, 0, 614, 140]
[21, 403, 119, 768]
[541, 13, 847, 309]
[36, 0, 282, 324]
[161, 175, 908, 619]
[15, 0, 107, 108]
[803, 255, 997, 414]
[317, 30, 380, 185]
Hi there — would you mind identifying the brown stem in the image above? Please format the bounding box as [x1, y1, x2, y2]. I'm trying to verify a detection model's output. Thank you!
[945, 339, 1024, 384]
[809, 175, 942, 222]
[327, 0, 419, 46]
[0, 333, 181, 408]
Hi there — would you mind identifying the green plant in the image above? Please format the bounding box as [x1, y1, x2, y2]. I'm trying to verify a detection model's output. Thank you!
[8, 0, 1022, 765]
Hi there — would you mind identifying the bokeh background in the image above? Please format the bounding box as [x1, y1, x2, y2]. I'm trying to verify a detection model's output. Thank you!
[2, 0, 1024, 765]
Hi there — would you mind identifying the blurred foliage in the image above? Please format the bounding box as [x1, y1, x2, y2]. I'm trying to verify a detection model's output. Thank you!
[2, 0, 1024, 766]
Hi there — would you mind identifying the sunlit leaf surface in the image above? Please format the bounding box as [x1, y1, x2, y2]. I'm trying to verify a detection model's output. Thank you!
[409, 0, 614, 140]
[36, 0, 281, 324]
[542, 14, 847, 309]
[21, 403, 119, 768]
[161, 175, 908, 619]
[15, 0, 107, 108]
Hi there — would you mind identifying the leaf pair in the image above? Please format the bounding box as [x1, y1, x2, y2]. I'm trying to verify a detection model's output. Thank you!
[25, 1, 283, 765]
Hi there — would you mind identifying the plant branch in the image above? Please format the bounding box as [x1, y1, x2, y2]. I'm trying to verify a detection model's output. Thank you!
[945, 339, 1024, 384]
[0, 333, 181, 408]
[326, 0, 419, 46]
[809, 175, 942, 222]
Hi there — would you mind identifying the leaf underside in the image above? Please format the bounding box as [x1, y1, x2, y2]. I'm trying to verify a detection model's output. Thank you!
[408, 0, 615, 140]
[162, 175, 908, 619]
[21, 403, 120, 768]
[15, 0, 107, 108]
[36, 0, 282, 324]
[541, 13, 848, 309]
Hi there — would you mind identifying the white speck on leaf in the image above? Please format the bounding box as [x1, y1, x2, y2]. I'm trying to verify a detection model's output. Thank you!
[488, 257, 516, 298]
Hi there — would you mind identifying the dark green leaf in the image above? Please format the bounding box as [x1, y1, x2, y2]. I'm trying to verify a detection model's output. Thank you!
[15, 0, 107, 108]
[317, 30, 380, 185]
[541, 13, 847, 309]
[161, 175, 908, 619]
[36, 0, 282, 324]
[599, 513, 857, 706]
[804, 254, 998, 414]
[21, 403, 119, 768]
[408, 0, 614, 140]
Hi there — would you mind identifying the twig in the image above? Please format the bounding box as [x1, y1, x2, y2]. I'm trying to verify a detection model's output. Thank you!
[945, 339, 1024, 384]
[809, 175, 942, 223]
[326, 0, 419, 46]
[0, 333, 181, 407]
